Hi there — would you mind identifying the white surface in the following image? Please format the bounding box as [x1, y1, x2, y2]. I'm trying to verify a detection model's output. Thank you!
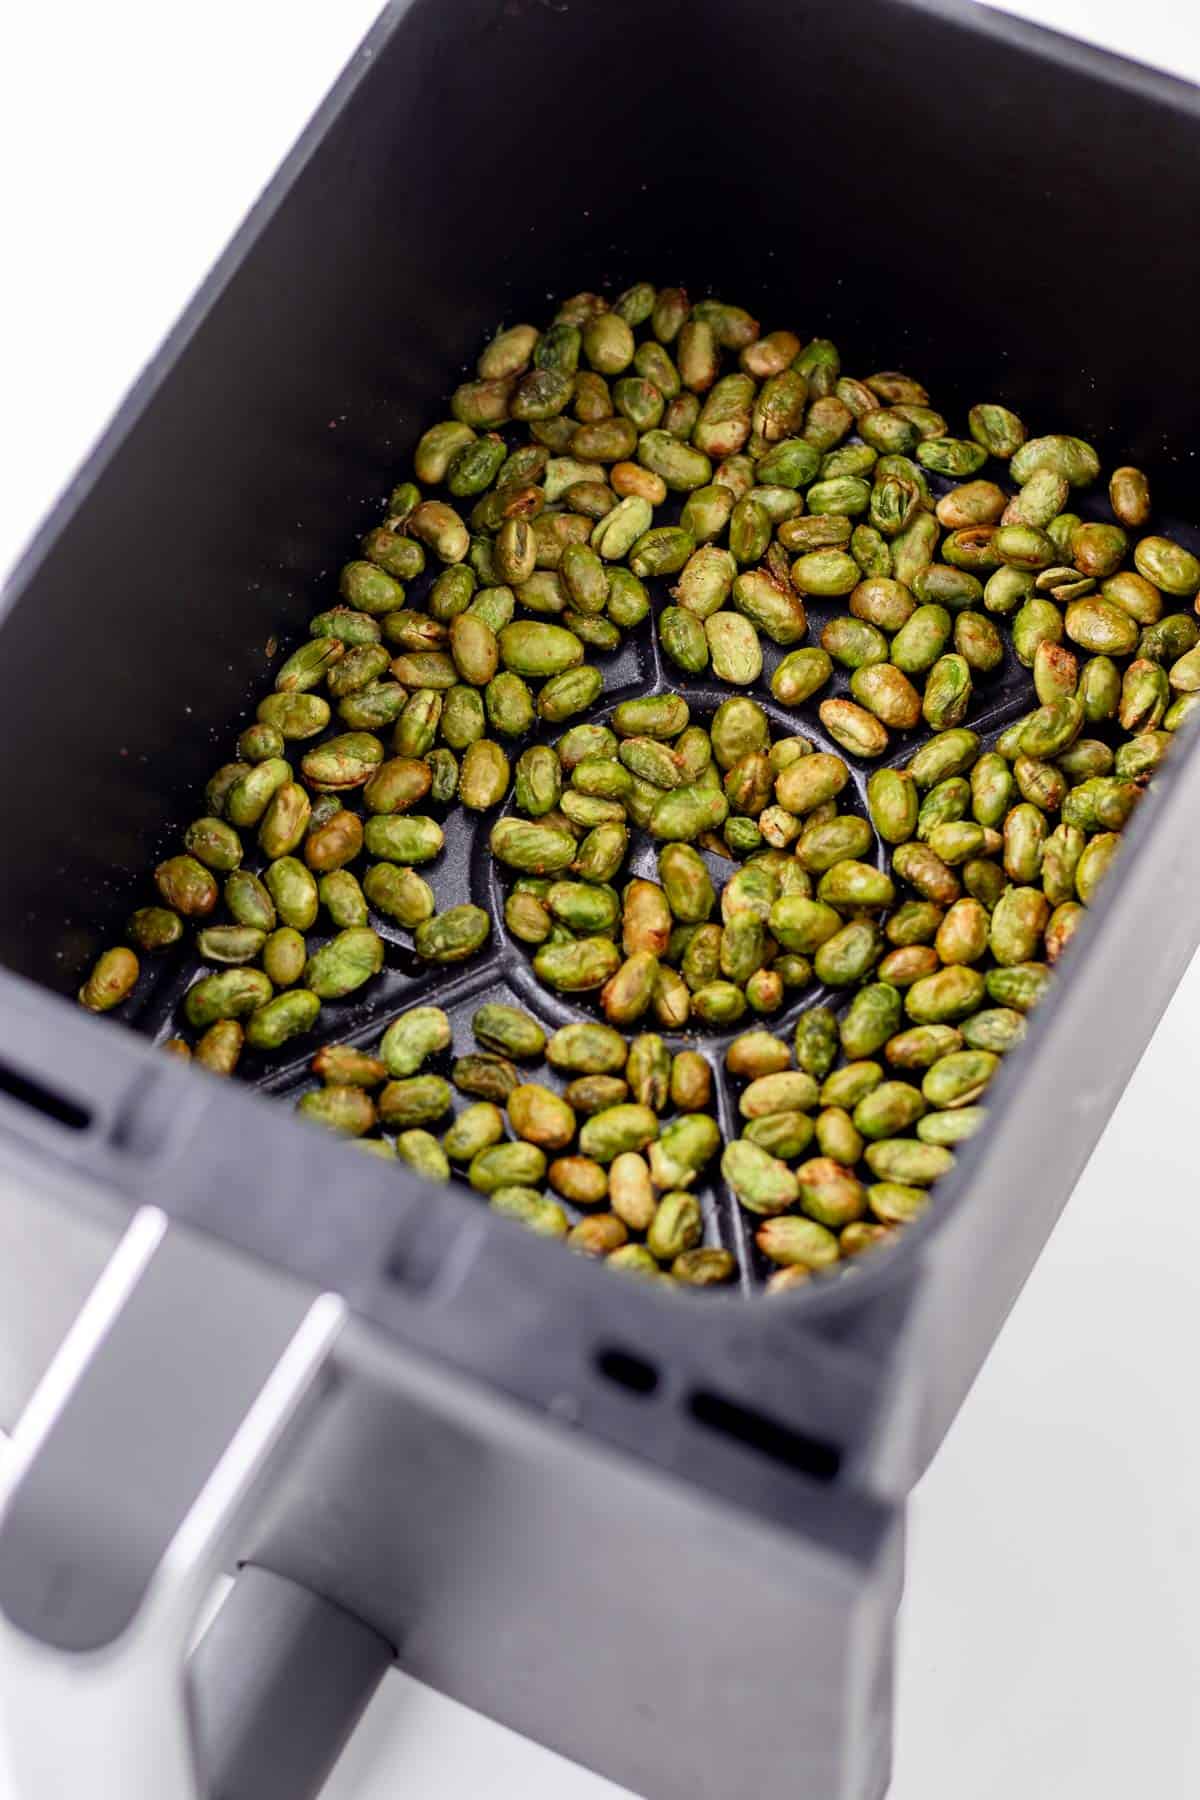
[3, 3, 1200, 1796]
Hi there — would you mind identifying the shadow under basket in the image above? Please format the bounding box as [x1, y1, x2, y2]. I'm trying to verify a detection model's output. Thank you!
[0, 3, 1199, 1797]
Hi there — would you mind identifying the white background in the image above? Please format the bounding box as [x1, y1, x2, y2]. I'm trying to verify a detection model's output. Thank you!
[3, 4, 1200, 1796]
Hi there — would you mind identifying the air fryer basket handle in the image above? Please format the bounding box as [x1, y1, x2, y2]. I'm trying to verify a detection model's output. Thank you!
[0, 1205, 379, 1800]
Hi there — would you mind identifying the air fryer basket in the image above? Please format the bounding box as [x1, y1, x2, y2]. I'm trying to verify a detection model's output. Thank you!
[1, 2, 1199, 1797]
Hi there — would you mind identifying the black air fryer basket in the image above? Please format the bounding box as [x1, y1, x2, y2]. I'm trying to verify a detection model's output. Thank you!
[0, 3, 1198, 1797]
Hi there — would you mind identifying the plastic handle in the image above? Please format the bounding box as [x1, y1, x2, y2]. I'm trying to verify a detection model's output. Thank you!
[0, 1207, 351, 1800]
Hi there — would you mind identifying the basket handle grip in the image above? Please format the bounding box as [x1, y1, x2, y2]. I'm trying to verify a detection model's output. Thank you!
[0, 1206, 382, 1800]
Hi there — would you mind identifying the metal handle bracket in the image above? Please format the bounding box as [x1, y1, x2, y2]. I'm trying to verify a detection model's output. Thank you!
[0, 1205, 345, 1800]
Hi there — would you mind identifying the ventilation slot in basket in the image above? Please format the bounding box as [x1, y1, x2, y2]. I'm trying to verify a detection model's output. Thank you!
[688, 1389, 841, 1482]
[0, 1060, 91, 1133]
